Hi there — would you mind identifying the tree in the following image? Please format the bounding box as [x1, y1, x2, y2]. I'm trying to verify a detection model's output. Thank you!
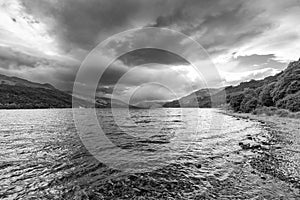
[239, 89, 259, 113]
[229, 92, 244, 112]
[259, 82, 275, 107]
[240, 98, 258, 113]
[276, 91, 300, 112]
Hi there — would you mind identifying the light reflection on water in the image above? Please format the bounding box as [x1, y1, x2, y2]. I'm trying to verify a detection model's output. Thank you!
[0, 108, 298, 199]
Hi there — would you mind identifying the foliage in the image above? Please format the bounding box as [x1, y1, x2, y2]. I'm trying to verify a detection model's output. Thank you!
[228, 59, 300, 113]
[229, 92, 244, 112]
[252, 106, 300, 118]
[259, 82, 275, 107]
[239, 89, 259, 113]
[240, 97, 258, 113]
[0, 85, 72, 109]
[271, 61, 300, 102]
[276, 91, 300, 112]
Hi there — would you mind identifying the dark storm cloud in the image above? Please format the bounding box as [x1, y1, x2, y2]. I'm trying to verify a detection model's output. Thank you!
[97, 86, 114, 94]
[151, 0, 273, 55]
[118, 48, 189, 67]
[19, 0, 286, 59]
[98, 48, 192, 88]
[98, 63, 129, 85]
[20, 0, 183, 52]
[0, 46, 79, 90]
[20, 0, 262, 55]
[152, 0, 221, 28]
[0, 46, 45, 69]
[1, 0, 299, 97]
[20, 0, 143, 51]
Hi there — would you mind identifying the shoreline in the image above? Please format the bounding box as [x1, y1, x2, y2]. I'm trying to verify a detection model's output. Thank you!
[220, 110, 300, 191]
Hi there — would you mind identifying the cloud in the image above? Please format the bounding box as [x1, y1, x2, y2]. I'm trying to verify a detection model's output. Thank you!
[19, 0, 177, 52]
[0, 0, 300, 102]
[19, 0, 134, 50]
[0, 46, 78, 90]
[100, 62, 207, 102]
[151, 0, 274, 57]
[220, 67, 281, 86]
[118, 48, 189, 67]
[216, 54, 287, 73]
[0, 46, 49, 69]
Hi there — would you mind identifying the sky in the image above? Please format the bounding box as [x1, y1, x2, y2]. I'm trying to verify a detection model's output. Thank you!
[0, 0, 300, 102]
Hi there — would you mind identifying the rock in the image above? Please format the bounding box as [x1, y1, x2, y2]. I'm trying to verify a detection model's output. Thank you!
[239, 141, 262, 150]
[195, 163, 202, 168]
[261, 176, 267, 180]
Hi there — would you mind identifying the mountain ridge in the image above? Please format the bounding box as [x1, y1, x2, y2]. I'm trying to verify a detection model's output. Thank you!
[0, 74, 136, 109]
[1, 58, 299, 111]
[163, 59, 300, 112]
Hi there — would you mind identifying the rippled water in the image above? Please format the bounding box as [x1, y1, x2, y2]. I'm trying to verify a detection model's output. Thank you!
[0, 108, 298, 199]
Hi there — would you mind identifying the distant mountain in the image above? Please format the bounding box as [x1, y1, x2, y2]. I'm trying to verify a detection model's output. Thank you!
[95, 96, 140, 108]
[0, 74, 135, 109]
[2, 58, 299, 111]
[0, 74, 83, 109]
[163, 88, 222, 108]
[133, 101, 165, 108]
[0, 74, 56, 90]
[162, 76, 278, 109]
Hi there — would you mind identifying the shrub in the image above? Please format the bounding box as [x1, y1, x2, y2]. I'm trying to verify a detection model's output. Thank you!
[259, 82, 275, 106]
[240, 98, 258, 113]
[286, 80, 300, 95]
[275, 109, 290, 117]
[239, 89, 259, 113]
[252, 106, 277, 116]
[229, 92, 244, 112]
[276, 91, 300, 112]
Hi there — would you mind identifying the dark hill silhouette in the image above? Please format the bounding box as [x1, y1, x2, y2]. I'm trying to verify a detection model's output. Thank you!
[0, 74, 136, 109]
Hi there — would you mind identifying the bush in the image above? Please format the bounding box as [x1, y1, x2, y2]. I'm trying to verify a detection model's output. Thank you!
[252, 106, 275, 116]
[276, 91, 300, 112]
[227, 59, 300, 114]
[229, 92, 244, 112]
[275, 109, 290, 117]
[240, 97, 258, 113]
[252, 106, 299, 118]
[289, 112, 300, 119]
[259, 82, 275, 106]
[239, 89, 259, 113]
[286, 80, 300, 95]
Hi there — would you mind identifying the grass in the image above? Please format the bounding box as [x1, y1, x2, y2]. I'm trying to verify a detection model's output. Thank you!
[252, 106, 300, 119]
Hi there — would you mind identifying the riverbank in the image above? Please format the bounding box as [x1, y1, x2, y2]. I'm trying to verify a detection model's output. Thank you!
[220, 110, 300, 192]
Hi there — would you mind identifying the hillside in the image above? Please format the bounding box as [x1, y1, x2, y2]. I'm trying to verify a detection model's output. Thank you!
[1, 58, 299, 111]
[0, 74, 56, 90]
[163, 88, 221, 108]
[0, 74, 132, 109]
[228, 59, 300, 113]
[163, 59, 300, 113]
[0, 74, 74, 109]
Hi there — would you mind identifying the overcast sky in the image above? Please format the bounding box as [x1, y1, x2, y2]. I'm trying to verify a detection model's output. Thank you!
[0, 0, 300, 102]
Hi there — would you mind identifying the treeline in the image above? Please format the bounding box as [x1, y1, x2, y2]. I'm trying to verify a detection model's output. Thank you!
[0, 84, 73, 109]
[228, 59, 300, 113]
[0, 83, 125, 109]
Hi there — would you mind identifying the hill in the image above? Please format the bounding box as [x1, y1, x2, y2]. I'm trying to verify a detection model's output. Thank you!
[163, 59, 300, 113]
[163, 88, 221, 108]
[0, 74, 134, 109]
[0, 74, 74, 109]
[228, 59, 300, 113]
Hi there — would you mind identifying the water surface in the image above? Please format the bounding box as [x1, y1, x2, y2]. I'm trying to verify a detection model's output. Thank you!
[0, 108, 298, 199]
